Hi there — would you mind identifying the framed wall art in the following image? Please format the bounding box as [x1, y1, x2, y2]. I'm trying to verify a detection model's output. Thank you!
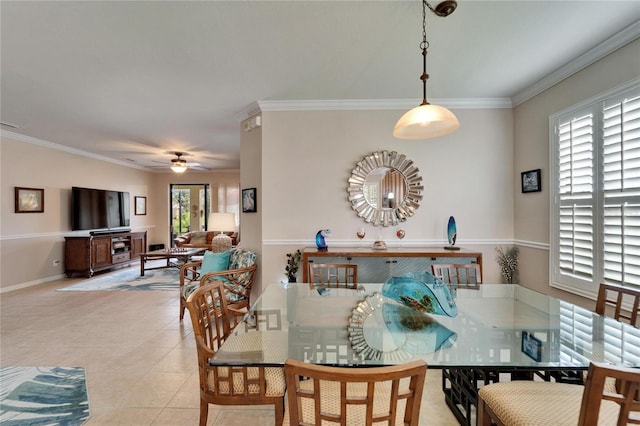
[135, 196, 147, 215]
[521, 331, 542, 362]
[242, 188, 257, 213]
[521, 169, 541, 193]
[15, 187, 44, 213]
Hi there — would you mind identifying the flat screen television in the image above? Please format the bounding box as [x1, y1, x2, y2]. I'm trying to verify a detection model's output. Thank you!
[71, 186, 130, 231]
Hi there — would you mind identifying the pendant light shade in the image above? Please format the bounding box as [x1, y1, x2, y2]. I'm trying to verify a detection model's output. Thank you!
[393, 103, 459, 139]
[394, 0, 459, 140]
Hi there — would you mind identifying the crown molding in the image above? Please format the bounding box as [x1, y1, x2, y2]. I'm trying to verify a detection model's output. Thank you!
[512, 20, 640, 106]
[234, 102, 262, 123]
[0, 129, 148, 171]
[255, 97, 512, 113]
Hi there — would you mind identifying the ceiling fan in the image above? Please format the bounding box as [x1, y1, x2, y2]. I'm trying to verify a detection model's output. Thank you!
[170, 152, 189, 173]
[146, 151, 212, 173]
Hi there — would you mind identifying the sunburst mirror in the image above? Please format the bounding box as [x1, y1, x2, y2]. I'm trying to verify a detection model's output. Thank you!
[347, 150, 423, 226]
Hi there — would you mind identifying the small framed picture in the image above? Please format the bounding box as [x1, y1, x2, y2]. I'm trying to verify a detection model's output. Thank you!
[521, 169, 541, 193]
[242, 188, 257, 213]
[15, 187, 44, 213]
[135, 196, 147, 215]
[521, 331, 542, 362]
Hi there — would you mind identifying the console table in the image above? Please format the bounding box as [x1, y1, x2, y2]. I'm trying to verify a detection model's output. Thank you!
[302, 246, 482, 283]
[65, 231, 147, 277]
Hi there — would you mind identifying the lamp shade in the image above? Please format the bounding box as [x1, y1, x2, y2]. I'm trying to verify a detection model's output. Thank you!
[208, 212, 235, 233]
[393, 103, 460, 139]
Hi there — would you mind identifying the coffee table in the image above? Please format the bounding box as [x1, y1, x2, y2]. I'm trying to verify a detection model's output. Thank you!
[139, 247, 206, 276]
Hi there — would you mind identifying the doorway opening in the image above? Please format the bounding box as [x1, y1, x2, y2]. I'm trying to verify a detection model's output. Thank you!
[170, 184, 210, 246]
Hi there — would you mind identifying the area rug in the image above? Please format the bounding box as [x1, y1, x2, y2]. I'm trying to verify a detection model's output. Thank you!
[0, 366, 89, 425]
[58, 264, 179, 292]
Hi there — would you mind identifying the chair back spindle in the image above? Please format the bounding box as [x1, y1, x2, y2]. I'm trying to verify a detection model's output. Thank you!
[595, 282, 640, 327]
[284, 359, 427, 426]
[431, 263, 482, 289]
[308, 263, 358, 289]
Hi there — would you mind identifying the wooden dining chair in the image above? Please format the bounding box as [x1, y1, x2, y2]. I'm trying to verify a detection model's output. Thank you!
[185, 281, 286, 426]
[431, 263, 482, 289]
[308, 263, 358, 289]
[596, 282, 640, 327]
[477, 362, 640, 426]
[283, 359, 427, 426]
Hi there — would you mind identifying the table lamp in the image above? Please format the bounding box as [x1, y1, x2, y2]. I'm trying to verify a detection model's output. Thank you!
[208, 212, 235, 252]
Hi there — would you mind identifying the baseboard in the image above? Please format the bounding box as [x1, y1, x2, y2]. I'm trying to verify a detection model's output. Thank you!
[0, 273, 66, 294]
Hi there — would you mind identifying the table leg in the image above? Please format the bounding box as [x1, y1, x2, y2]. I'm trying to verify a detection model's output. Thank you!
[442, 368, 499, 426]
[140, 256, 146, 276]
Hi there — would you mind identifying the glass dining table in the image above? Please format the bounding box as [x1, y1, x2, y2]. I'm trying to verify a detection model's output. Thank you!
[210, 282, 640, 425]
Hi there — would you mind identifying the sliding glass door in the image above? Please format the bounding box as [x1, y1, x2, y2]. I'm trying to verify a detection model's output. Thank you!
[169, 184, 210, 246]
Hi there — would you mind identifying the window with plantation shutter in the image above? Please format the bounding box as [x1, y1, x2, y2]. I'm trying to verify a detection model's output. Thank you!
[551, 80, 640, 296]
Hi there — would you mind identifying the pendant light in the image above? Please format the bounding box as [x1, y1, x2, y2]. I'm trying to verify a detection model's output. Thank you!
[393, 0, 459, 140]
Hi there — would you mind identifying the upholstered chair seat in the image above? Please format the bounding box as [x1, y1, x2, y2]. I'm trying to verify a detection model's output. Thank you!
[477, 362, 640, 426]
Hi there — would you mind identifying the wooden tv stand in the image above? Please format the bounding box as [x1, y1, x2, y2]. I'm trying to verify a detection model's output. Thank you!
[65, 231, 147, 277]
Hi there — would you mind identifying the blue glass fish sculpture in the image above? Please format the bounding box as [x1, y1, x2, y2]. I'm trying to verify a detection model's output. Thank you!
[315, 229, 331, 251]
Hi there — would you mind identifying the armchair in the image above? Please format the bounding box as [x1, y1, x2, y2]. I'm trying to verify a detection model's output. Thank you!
[179, 248, 256, 320]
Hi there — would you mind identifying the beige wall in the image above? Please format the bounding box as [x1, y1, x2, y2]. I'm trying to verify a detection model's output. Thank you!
[1, 135, 156, 290]
[258, 107, 514, 286]
[0, 133, 239, 291]
[240, 118, 263, 294]
[513, 38, 640, 308]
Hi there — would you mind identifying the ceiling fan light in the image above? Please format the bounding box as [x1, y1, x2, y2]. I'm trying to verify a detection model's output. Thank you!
[171, 160, 188, 173]
[393, 103, 459, 139]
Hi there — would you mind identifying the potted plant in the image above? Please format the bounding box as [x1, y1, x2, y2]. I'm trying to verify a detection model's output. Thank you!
[285, 249, 302, 283]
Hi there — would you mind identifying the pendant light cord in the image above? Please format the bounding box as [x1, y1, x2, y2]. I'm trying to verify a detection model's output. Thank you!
[420, 0, 430, 106]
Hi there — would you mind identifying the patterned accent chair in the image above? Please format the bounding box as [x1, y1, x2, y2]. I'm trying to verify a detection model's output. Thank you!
[179, 248, 257, 321]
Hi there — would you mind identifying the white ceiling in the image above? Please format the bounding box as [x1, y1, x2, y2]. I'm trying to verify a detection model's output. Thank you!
[2, 1, 639, 172]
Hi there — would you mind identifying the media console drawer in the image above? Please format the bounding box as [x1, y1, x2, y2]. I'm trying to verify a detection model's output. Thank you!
[112, 252, 131, 263]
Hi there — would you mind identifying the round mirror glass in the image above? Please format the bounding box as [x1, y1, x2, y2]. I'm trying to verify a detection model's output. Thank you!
[363, 167, 409, 210]
[347, 150, 423, 226]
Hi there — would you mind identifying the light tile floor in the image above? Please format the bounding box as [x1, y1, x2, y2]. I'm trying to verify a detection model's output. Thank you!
[1, 266, 459, 425]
